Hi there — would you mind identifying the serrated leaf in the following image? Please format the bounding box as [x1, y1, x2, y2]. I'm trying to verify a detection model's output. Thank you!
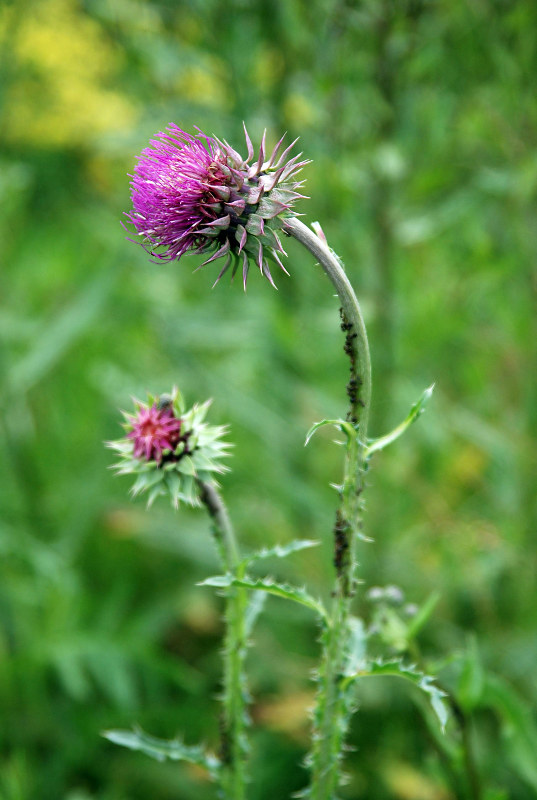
[364, 384, 435, 459]
[102, 727, 220, 777]
[243, 539, 320, 566]
[304, 418, 357, 447]
[199, 575, 328, 621]
[342, 660, 448, 732]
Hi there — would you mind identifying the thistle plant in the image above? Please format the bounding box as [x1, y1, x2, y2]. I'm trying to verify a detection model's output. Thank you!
[105, 125, 450, 798]
[107, 389, 247, 798]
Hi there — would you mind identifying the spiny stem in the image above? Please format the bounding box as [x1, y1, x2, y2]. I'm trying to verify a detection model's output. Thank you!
[285, 217, 372, 799]
[198, 480, 247, 800]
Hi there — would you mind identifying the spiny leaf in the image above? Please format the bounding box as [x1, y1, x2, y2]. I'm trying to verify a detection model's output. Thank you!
[304, 418, 357, 447]
[242, 539, 320, 566]
[199, 575, 328, 621]
[364, 384, 434, 459]
[342, 659, 448, 732]
[102, 727, 220, 777]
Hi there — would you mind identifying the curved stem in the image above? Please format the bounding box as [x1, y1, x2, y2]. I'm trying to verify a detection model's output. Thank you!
[284, 217, 371, 439]
[198, 480, 247, 800]
[285, 217, 372, 799]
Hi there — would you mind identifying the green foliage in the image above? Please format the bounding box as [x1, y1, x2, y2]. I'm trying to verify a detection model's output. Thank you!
[481, 674, 537, 792]
[1, 0, 536, 797]
[103, 727, 220, 776]
[200, 575, 328, 621]
[364, 384, 435, 459]
[342, 660, 449, 734]
[242, 538, 320, 566]
[304, 418, 356, 447]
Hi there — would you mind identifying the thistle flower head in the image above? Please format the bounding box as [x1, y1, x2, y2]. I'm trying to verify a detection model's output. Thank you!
[126, 124, 309, 288]
[107, 388, 230, 508]
[126, 402, 182, 462]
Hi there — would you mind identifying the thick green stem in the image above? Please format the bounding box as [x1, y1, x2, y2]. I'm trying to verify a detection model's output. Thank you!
[198, 481, 247, 800]
[285, 218, 372, 799]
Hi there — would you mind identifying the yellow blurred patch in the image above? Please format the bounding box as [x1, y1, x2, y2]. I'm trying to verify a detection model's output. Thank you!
[384, 761, 452, 800]
[174, 56, 231, 111]
[103, 507, 146, 537]
[254, 46, 285, 91]
[254, 690, 315, 739]
[181, 593, 220, 635]
[445, 443, 488, 489]
[283, 93, 317, 129]
[1, 0, 138, 147]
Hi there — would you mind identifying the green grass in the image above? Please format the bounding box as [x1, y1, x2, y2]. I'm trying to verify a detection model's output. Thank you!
[1, 1, 536, 798]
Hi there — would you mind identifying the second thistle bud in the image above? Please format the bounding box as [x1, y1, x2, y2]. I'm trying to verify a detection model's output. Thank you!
[108, 387, 230, 508]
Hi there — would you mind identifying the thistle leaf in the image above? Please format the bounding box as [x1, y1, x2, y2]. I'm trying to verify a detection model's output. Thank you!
[304, 418, 357, 447]
[365, 384, 434, 459]
[243, 539, 320, 566]
[199, 575, 328, 621]
[102, 727, 220, 777]
[342, 659, 448, 732]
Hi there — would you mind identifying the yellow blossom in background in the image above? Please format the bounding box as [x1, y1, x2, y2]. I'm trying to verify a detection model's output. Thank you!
[283, 92, 317, 129]
[174, 55, 232, 111]
[0, 0, 138, 148]
[253, 45, 285, 92]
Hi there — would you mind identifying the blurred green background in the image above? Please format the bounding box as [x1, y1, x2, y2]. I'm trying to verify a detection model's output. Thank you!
[1, 1, 536, 798]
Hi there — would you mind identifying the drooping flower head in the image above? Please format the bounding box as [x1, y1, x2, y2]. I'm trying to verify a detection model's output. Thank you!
[126, 125, 308, 288]
[108, 387, 230, 508]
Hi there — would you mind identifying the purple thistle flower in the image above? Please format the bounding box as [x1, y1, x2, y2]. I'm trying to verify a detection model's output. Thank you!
[126, 124, 309, 288]
[126, 403, 182, 463]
